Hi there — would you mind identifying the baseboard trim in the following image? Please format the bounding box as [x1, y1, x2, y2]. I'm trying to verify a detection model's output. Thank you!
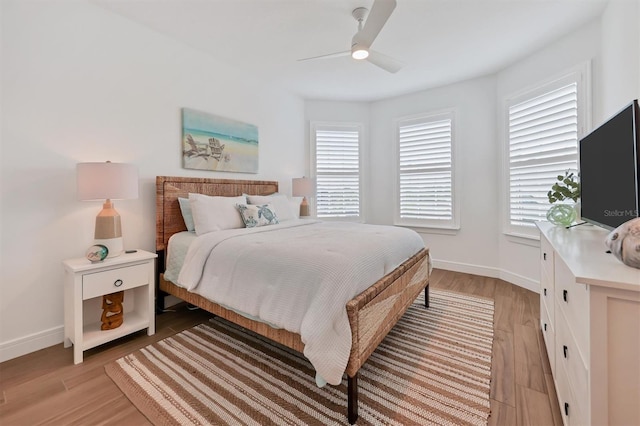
[498, 269, 539, 293]
[432, 259, 539, 293]
[0, 326, 64, 363]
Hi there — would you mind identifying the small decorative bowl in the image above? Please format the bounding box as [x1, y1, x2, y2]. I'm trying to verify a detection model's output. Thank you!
[86, 244, 109, 263]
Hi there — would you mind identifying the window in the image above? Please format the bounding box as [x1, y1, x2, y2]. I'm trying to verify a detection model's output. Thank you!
[311, 122, 363, 219]
[395, 111, 457, 229]
[505, 67, 588, 236]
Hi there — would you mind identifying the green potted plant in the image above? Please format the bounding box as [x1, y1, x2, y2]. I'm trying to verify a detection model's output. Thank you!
[546, 170, 580, 226]
[547, 170, 580, 203]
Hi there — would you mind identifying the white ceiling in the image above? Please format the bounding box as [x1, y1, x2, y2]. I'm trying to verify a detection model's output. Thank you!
[94, 0, 608, 102]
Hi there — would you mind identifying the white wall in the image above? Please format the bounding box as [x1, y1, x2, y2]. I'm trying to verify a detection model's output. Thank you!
[0, 0, 305, 362]
[369, 77, 500, 277]
[494, 0, 639, 291]
[495, 20, 602, 291]
[599, 0, 640, 121]
[306, 77, 500, 277]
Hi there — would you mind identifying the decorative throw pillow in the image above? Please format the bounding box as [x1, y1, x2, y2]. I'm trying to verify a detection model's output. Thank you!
[178, 197, 195, 232]
[236, 203, 279, 228]
[189, 193, 246, 235]
[246, 194, 297, 221]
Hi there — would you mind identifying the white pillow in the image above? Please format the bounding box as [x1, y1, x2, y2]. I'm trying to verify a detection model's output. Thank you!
[246, 193, 298, 221]
[178, 197, 195, 232]
[236, 203, 279, 228]
[189, 193, 246, 235]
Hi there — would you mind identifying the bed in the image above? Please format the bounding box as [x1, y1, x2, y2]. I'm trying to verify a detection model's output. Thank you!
[155, 176, 431, 424]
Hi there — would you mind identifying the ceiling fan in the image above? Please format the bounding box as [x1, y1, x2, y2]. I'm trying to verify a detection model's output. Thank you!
[298, 0, 403, 73]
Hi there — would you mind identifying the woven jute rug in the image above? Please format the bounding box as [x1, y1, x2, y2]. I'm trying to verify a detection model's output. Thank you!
[105, 290, 494, 425]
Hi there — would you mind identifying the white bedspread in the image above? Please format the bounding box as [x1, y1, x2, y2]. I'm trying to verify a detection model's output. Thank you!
[177, 220, 425, 385]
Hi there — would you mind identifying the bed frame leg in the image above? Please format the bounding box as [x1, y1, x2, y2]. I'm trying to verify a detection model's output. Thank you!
[348, 373, 359, 424]
[425, 285, 430, 308]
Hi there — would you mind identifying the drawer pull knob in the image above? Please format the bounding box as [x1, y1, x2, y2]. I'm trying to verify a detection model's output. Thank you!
[563, 289, 568, 302]
[114, 279, 123, 287]
[543, 253, 547, 260]
[563, 345, 568, 358]
[543, 288, 547, 296]
[564, 402, 569, 416]
[544, 323, 547, 331]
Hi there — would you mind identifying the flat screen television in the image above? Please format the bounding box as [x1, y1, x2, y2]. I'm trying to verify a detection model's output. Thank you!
[579, 99, 639, 230]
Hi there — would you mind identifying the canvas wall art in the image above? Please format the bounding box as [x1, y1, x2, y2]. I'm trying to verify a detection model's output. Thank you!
[182, 108, 259, 173]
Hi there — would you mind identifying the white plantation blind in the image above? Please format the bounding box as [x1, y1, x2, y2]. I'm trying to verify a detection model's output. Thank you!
[313, 124, 361, 218]
[396, 113, 455, 227]
[508, 82, 579, 228]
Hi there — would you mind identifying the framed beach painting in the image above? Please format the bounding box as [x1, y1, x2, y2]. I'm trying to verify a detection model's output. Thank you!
[182, 108, 259, 173]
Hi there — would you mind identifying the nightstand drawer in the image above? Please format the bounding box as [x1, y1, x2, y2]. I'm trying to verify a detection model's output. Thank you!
[83, 263, 149, 300]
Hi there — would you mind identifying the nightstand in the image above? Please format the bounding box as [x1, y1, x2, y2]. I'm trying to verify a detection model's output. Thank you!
[63, 249, 157, 364]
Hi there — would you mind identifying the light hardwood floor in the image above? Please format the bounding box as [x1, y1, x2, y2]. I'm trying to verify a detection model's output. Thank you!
[0, 269, 562, 425]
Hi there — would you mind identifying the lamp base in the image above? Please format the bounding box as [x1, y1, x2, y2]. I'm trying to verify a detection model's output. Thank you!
[94, 200, 123, 258]
[299, 196, 310, 217]
[95, 237, 123, 258]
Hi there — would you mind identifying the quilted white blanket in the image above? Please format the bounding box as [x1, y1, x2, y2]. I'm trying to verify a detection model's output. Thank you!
[177, 220, 425, 386]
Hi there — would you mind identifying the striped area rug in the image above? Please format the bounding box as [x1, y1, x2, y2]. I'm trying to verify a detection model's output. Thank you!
[105, 290, 494, 425]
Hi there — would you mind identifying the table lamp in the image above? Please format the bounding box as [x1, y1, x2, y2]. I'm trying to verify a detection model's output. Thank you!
[76, 161, 138, 257]
[292, 177, 316, 217]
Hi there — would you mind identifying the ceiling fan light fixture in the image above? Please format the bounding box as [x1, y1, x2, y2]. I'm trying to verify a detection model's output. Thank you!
[351, 44, 369, 60]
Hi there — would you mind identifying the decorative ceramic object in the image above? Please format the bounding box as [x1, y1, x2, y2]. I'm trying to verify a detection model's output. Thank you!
[86, 244, 109, 263]
[546, 204, 577, 226]
[605, 217, 640, 269]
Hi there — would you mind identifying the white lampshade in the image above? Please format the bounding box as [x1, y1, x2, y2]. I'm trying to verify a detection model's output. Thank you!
[292, 177, 315, 217]
[292, 177, 316, 198]
[77, 162, 139, 201]
[76, 162, 138, 258]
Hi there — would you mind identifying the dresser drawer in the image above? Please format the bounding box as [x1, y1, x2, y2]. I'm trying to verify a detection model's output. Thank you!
[540, 302, 556, 375]
[554, 258, 589, 358]
[555, 360, 587, 426]
[83, 263, 150, 300]
[540, 235, 554, 269]
[556, 313, 588, 416]
[540, 266, 555, 328]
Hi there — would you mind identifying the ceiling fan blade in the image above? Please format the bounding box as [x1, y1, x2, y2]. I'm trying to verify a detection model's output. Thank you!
[297, 50, 350, 62]
[355, 0, 397, 47]
[366, 50, 404, 73]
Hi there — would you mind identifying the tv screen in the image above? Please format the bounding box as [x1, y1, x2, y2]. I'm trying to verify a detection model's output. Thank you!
[579, 99, 639, 230]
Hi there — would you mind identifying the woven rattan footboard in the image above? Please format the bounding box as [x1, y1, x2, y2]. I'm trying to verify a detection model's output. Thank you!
[155, 176, 431, 424]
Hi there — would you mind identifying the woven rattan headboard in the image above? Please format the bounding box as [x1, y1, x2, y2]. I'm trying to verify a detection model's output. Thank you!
[155, 176, 278, 254]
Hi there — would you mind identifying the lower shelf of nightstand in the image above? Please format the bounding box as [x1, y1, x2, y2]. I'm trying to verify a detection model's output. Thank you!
[81, 311, 150, 351]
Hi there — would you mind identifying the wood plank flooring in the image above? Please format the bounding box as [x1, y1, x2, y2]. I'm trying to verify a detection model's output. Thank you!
[0, 269, 562, 425]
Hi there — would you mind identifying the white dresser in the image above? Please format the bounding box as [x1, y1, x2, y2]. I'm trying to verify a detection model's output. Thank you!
[537, 222, 640, 426]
